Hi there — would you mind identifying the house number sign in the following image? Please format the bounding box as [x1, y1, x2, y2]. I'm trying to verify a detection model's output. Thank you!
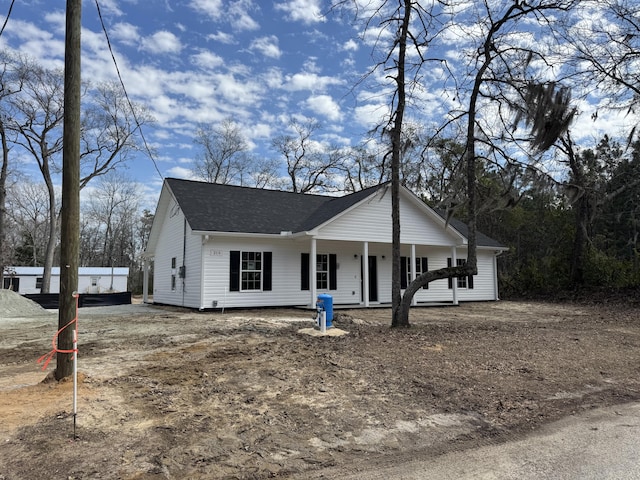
[209, 250, 223, 256]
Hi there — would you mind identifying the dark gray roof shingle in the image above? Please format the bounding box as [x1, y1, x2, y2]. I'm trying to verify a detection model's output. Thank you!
[166, 178, 329, 234]
[165, 178, 504, 247]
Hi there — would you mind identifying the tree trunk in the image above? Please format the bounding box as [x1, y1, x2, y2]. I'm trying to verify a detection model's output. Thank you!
[41, 168, 57, 294]
[0, 121, 8, 285]
[390, 0, 411, 328]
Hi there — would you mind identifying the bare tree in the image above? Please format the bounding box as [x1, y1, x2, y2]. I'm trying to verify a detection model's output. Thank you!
[80, 172, 141, 268]
[193, 118, 250, 184]
[6, 181, 53, 266]
[79, 81, 150, 188]
[271, 118, 341, 193]
[340, 144, 388, 192]
[561, 0, 640, 124]
[343, 0, 580, 326]
[8, 63, 65, 293]
[5, 57, 148, 292]
[0, 50, 28, 285]
[241, 156, 283, 189]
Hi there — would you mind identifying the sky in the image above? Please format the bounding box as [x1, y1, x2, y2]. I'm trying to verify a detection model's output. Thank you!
[0, 0, 636, 209]
[1, 0, 380, 205]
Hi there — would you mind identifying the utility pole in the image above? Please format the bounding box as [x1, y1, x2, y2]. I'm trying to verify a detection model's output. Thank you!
[56, 0, 81, 380]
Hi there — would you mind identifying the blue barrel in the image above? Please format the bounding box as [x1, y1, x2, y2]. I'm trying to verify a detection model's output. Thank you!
[316, 293, 334, 327]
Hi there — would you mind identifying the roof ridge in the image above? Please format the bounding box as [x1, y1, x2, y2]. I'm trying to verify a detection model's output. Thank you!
[166, 177, 332, 199]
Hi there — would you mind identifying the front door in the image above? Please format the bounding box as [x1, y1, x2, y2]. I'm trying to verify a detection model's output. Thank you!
[368, 256, 378, 302]
[361, 256, 378, 303]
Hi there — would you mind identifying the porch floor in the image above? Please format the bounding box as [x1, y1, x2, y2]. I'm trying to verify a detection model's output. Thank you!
[297, 301, 457, 311]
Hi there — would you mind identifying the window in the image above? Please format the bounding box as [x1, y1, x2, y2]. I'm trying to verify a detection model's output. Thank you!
[171, 257, 176, 291]
[242, 251, 262, 290]
[36, 277, 43, 290]
[230, 251, 272, 292]
[401, 256, 429, 289]
[447, 257, 474, 290]
[456, 259, 467, 288]
[300, 253, 337, 291]
[316, 254, 328, 290]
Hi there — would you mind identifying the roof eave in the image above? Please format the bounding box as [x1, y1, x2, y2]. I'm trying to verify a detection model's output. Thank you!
[193, 230, 305, 239]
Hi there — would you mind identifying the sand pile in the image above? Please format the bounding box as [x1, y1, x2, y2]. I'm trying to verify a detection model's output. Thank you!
[0, 289, 49, 319]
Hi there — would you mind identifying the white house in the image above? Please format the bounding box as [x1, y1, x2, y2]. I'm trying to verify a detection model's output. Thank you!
[2, 266, 129, 294]
[143, 178, 507, 310]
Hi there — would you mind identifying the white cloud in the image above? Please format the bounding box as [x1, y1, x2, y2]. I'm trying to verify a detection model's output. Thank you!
[262, 67, 284, 89]
[228, 0, 260, 31]
[96, 0, 124, 16]
[306, 94, 342, 121]
[111, 22, 140, 46]
[275, 0, 325, 24]
[250, 36, 282, 59]
[190, 0, 259, 31]
[141, 31, 182, 55]
[189, 0, 224, 19]
[207, 31, 236, 44]
[2, 19, 64, 66]
[353, 103, 388, 129]
[342, 39, 359, 52]
[166, 166, 196, 179]
[286, 72, 342, 92]
[190, 50, 225, 69]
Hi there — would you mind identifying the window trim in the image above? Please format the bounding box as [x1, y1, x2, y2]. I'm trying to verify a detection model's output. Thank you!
[241, 251, 263, 291]
[230, 250, 272, 292]
[301, 253, 337, 291]
[400, 256, 429, 290]
[456, 258, 468, 289]
[316, 253, 329, 290]
[447, 257, 474, 290]
[170, 256, 177, 291]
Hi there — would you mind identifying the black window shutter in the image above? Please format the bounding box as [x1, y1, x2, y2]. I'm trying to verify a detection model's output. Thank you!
[468, 271, 474, 290]
[400, 256, 407, 289]
[329, 254, 337, 290]
[301, 253, 310, 290]
[447, 257, 453, 289]
[422, 257, 429, 289]
[230, 250, 240, 291]
[263, 252, 272, 291]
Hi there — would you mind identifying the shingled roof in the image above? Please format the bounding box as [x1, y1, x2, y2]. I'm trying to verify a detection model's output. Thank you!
[165, 178, 505, 248]
[166, 178, 381, 235]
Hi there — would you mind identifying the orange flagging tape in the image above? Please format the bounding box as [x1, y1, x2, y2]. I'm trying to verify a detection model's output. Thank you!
[37, 294, 79, 370]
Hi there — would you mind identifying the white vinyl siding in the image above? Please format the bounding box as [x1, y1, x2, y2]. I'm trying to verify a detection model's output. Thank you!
[149, 183, 502, 309]
[316, 188, 459, 246]
[152, 202, 202, 308]
[4, 267, 128, 294]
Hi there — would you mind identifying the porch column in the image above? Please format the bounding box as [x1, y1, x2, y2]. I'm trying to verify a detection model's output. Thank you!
[310, 237, 317, 307]
[142, 258, 150, 304]
[411, 243, 417, 306]
[493, 253, 499, 300]
[451, 246, 458, 305]
[363, 241, 369, 307]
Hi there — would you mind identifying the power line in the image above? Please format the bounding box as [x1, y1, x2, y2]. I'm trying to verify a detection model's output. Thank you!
[93, 0, 164, 181]
[0, 0, 16, 38]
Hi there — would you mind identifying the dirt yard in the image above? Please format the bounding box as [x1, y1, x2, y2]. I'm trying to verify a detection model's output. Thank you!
[1, 297, 639, 479]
